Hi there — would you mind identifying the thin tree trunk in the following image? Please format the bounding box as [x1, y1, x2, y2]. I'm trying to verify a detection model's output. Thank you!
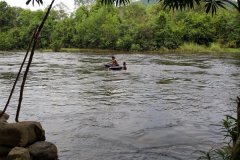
[238, 0, 240, 12]
[0, 26, 38, 118]
[15, 0, 55, 122]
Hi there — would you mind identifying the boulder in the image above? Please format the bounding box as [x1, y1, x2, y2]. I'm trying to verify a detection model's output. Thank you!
[0, 145, 12, 156]
[0, 156, 7, 160]
[28, 141, 58, 160]
[233, 136, 240, 160]
[0, 121, 45, 147]
[7, 147, 30, 160]
[0, 111, 9, 123]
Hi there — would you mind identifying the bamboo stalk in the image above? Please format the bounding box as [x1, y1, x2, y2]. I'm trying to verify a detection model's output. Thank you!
[0, 26, 38, 118]
[15, 0, 55, 122]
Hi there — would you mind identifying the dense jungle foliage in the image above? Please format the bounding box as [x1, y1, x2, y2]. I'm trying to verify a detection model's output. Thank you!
[1, 1, 240, 51]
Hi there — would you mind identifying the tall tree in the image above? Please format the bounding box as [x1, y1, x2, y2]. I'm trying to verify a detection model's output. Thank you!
[159, 0, 240, 15]
[26, 0, 240, 15]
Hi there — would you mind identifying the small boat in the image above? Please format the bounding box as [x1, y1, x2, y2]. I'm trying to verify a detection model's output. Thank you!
[109, 66, 123, 70]
[104, 62, 127, 71]
[104, 63, 112, 68]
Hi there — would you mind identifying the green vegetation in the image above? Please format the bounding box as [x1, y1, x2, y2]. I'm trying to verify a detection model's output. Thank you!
[198, 97, 240, 160]
[1, 1, 240, 53]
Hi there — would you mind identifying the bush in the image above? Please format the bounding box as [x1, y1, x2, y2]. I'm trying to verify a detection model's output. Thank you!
[130, 43, 142, 51]
[50, 41, 62, 52]
[116, 35, 133, 51]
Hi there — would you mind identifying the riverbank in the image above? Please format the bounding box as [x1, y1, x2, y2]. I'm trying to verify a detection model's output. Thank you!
[1, 43, 240, 54]
[40, 43, 240, 54]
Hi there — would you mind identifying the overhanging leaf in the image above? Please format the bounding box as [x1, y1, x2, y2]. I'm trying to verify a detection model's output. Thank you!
[160, 0, 201, 10]
[26, 0, 44, 6]
[204, 0, 227, 15]
[26, 0, 31, 5]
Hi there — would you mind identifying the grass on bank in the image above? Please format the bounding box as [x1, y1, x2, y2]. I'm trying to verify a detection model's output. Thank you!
[23, 43, 240, 54]
[177, 43, 240, 53]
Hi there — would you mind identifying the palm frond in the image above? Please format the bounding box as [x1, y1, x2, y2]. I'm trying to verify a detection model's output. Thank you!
[26, 0, 43, 6]
[226, 115, 237, 121]
[197, 148, 216, 160]
[204, 0, 227, 15]
[101, 0, 130, 6]
[159, 0, 200, 11]
[214, 147, 232, 160]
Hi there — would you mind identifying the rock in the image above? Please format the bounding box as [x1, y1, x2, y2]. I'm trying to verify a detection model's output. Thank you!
[233, 136, 240, 160]
[0, 121, 45, 147]
[0, 111, 9, 123]
[0, 146, 12, 156]
[28, 141, 58, 160]
[0, 156, 7, 160]
[7, 147, 30, 160]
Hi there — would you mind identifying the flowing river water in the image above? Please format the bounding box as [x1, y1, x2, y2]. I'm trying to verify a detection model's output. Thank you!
[0, 52, 240, 160]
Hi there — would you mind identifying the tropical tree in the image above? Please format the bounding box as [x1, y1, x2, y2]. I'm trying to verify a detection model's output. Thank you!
[27, 0, 240, 15]
[99, 0, 240, 15]
[160, 0, 240, 14]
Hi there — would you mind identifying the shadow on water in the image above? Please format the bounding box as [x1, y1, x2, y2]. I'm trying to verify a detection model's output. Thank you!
[76, 68, 93, 75]
[152, 58, 212, 69]
[0, 72, 16, 80]
[156, 78, 192, 84]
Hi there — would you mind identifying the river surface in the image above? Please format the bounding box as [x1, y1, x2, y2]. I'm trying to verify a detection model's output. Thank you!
[0, 52, 240, 160]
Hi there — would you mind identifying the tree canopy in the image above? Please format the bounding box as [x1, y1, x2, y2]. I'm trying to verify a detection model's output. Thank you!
[1, 1, 240, 51]
[26, 0, 240, 15]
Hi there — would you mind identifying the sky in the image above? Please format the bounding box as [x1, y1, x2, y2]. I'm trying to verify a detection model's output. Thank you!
[2, 0, 75, 11]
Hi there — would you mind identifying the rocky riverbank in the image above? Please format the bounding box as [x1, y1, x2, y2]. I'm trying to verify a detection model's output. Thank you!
[0, 111, 58, 160]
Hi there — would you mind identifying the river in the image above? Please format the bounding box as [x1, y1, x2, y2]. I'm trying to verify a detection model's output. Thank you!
[0, 52, 240, 160]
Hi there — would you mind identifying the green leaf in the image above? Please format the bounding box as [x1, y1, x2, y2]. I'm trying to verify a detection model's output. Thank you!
[204, 0, 228, 15]
[26, 0, 44, 6]
[160, 0, 201, 10]
[26, 0, 31, 5]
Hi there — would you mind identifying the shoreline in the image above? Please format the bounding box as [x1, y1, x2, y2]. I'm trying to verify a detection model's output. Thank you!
[1, 45, 240, 54]
[43, 44, 240, 54]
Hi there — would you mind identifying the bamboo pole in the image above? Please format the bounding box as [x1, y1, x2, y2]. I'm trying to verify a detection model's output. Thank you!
[15, 0, 55, 122]
[0, 26, 38, 118]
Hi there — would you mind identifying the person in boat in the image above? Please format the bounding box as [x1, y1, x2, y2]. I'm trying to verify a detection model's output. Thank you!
[111, 56, 119, 66]
[108, 62, 127, 70]
[123, 62, 127, 70]
[105, 56, 126, 70]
